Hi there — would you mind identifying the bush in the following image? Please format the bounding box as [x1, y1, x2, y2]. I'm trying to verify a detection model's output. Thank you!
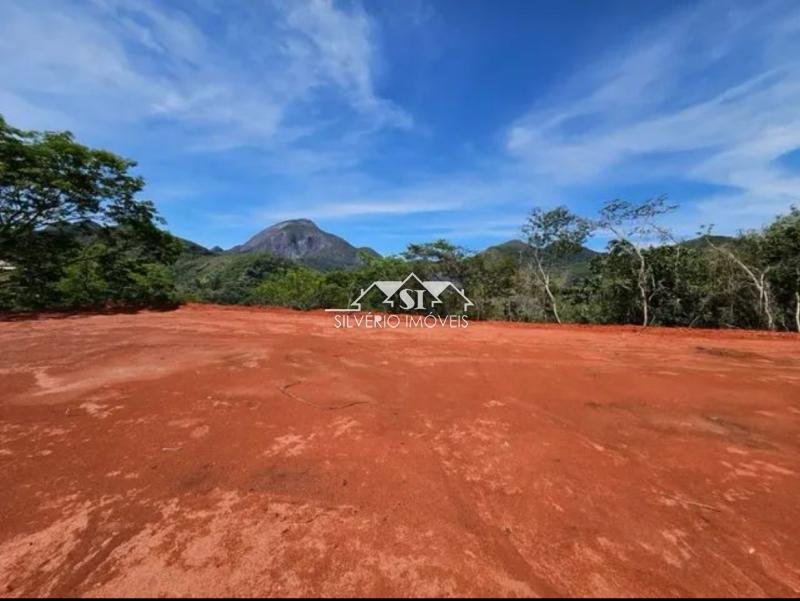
[252, 267, 325, 310]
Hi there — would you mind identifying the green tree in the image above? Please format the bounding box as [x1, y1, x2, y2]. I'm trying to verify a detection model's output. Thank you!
[522, 206, 592, 323]
[597, 196, 676, 327]
[403, 239, 469, 278]
[174, 252, 294, 305]
[347, 254, 410, 312]
[0, 116, 179, 309]
[462, 252, 517, 320]
[579, 241, 641, 325]
[55, 242, 110, 307]
[700, 226, 778, 330]
[253, 267, 325, 310]
[761, 207, 800, 331]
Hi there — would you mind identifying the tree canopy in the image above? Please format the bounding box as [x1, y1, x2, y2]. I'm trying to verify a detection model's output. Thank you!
[0, 116, 179, 310]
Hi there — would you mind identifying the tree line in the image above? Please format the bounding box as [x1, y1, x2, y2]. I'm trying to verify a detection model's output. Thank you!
[2, 116, 798, 331]
[176, 200, 800, 332]
[518, 199, 800, 332]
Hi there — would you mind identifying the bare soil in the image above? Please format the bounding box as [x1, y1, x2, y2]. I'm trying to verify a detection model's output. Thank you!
[1, 304, 799, 597]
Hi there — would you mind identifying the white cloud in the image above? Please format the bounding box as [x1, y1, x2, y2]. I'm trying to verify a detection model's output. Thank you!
[505, 0, 800, 222]
[282, 0, 410, 128]
[0, 0, 409, 151]
[4, 0, 797, 246]
[260, 198, 460, 221]
[252, 176, 497, 222]
[236, 169, 547, 249]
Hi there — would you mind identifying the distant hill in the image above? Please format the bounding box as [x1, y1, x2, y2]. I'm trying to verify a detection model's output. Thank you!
[679, 234, 737, 250]
[173, 251, 293, 305]
[43, 220, 213, 258]
[482, 239, 600, 282]
[482, 239, 530, 260]
[480, 235, 740, 283]
[230, 219, 379, 271]
[173, 226, 739, 287]
[175, 237, 213, 255]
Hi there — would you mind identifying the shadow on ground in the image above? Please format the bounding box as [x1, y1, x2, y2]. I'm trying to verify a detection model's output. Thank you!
[0, 303, 181, 322]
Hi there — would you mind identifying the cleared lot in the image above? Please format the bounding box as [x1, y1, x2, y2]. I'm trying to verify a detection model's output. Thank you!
[1, 304, 799, 596]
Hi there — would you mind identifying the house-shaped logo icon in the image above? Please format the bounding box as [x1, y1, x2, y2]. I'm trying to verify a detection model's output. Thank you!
[327, 272, 474, 313]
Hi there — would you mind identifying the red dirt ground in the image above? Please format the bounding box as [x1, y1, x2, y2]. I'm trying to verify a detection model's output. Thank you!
[1, 304, 799, 597]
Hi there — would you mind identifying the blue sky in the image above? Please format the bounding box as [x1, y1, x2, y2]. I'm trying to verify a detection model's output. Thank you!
[2, 0, 799, 254]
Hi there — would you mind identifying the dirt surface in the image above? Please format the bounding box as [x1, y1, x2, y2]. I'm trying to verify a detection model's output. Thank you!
[1, 304, 799, 597]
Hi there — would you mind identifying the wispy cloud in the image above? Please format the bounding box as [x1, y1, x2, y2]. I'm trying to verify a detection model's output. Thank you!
[505, 0, 800, 225]
[0, 0, 409, 152]
[260, 199, 460, 222]
[3, 0, 799, 251]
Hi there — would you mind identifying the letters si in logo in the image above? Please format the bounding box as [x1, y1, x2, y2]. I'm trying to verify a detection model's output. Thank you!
[326, 273, 474, 313]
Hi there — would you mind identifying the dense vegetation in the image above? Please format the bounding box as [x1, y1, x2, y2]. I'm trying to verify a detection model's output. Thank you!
[0, 116, 180, 310]
[175, 208, 800, 333]
[2, 117, 798, 331]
